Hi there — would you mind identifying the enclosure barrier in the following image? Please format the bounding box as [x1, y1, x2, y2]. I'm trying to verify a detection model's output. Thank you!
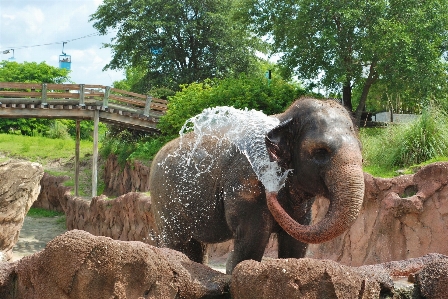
[0, 82, 168, 198]
[0, 82, 167, 117]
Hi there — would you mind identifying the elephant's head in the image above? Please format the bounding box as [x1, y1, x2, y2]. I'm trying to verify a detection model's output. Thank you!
[265, 97, 364, 244]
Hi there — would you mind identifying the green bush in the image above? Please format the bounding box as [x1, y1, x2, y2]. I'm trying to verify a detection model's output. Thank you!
[157, 75, 305, 136]
[128, 135, 174, 162]
[45, 120, 71, 139]
[361, 105, 448, 172]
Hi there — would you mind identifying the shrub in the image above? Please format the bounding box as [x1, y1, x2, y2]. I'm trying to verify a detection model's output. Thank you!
[157, 75, 305, 136]
[361, 105, 448, 170]
[45, 120, 71, 139]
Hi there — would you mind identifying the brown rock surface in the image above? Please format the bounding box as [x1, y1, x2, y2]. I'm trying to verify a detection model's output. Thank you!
[231, 258, 384, 299]
[32, 172, 70, 213]
[1, 230, 230, 299]
[307, 162, 448, 266]
[415, 258, 448, 299]
[65, 192, 159, 245]
[0, 161, 44, 261]
[103, 154, 151, 197]
[231, 254, 448, 299]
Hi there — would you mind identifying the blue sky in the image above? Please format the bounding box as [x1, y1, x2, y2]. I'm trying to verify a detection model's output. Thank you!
[0, 0, 125, 86]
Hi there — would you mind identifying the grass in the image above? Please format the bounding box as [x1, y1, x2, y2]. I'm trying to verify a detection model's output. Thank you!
[0, 134, 93, 162]
[0, 133, 97, 197]
[360, 106, 448, 177]
[27, 207, 64, 218]
[26, 207, 67, 230]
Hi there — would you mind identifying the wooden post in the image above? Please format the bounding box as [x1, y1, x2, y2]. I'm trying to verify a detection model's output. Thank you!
[41, 83, 47, 106]
[143, 95, 152, 116]
[92, 110, 99, 197]
[75, 120, 80, 196]
[79, 84, 85, 106]
[103, 86, 111, 108]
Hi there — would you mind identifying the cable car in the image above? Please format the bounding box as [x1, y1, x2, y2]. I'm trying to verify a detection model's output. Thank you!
[2, 49, 15, 61]
[59, 42, 71, 70]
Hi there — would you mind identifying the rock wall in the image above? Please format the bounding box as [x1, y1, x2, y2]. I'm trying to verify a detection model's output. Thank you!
[36, 162, 448, 268]
[32, 172, 69, 213]
[307, 162, 448, 266]
[1, 230, 448, 299]
[103, 154, 151, 197]
[0, 162, 44, 261]
[63, 192, 158, 246]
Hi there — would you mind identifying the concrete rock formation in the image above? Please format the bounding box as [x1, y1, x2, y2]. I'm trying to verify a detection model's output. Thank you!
[0, 161, 44, 261]
[415, 259, 448, 299]
[2, 236, 448, 299]
[231, 258, 384, 298]
[307, 162, 448, 266]
[103, 154, 151, 197]
[65, 192, 159, 245]
[32, 172, 69, 213]
[0, 230, 230, 299]
[231, 254, 448, 299]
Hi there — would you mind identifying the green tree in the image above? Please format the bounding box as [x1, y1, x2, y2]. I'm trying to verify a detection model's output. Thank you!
[90, 0, 260, 92]
[238, 0, 448, 123]
[0, 60, 70, 83]
[0, 61, 71, 135]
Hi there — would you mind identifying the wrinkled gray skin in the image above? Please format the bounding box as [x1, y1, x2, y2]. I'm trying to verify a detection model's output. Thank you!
[149, 97, 364, 274]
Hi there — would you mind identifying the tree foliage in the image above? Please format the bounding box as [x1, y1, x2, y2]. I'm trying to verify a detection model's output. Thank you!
[237, 0, 448, 122]
[158, 75, 305, 136]
[90, 0, 260, 92]
[0, 61, 71, 135]
[0, 60, 70, 83]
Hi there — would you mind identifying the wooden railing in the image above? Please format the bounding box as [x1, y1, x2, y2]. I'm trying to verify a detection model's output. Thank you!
[0, 82, 167, 117]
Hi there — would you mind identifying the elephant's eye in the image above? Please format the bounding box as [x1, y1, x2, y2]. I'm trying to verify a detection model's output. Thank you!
[311, 147, 331, 163]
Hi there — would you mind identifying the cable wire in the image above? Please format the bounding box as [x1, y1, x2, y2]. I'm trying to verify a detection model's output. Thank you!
[0, 32, 109, 52]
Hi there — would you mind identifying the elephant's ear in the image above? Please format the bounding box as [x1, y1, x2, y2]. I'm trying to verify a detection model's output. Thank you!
[265, 118, 293, 169]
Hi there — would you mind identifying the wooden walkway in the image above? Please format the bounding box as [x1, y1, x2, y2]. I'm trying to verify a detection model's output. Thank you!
[0, 82, 167, 132]
[0, 82, 168, 197]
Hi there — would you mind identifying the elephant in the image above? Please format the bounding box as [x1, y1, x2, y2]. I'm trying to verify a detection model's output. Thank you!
[149, 97, 364, 274]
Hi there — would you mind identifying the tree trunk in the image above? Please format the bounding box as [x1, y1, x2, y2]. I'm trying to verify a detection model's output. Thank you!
[354, 62, 378, 126]
[342, 82, 352, 112]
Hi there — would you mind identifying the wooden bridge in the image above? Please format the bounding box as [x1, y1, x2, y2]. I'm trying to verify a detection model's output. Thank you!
[0, 82, 168, 197]
[0, 82, 167, 132]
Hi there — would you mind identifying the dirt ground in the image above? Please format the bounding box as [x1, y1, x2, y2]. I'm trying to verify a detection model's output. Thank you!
[12, 215, 67, 262]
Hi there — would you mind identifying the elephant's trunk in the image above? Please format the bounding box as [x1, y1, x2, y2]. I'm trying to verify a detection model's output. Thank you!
[266, 150, 364, 244]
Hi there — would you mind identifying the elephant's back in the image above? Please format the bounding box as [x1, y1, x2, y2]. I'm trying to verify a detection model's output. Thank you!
[149, 131, 244, 204]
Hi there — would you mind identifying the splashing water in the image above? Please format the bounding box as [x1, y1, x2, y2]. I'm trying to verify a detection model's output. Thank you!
[179, 106, 290, 192]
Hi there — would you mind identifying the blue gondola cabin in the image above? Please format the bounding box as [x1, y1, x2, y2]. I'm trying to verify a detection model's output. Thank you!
[59, 54, 71, 70]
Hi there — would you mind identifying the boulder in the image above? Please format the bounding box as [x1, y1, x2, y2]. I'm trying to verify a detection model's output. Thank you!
[307, 162, 448, 266]
[230, 254, 448, 299]
[65, 192, 159, 246]
[231, 258, 383, 299]
[1, 230, 230, 299]
[415, 259, 448, 299]
[0, 161, 44, 261]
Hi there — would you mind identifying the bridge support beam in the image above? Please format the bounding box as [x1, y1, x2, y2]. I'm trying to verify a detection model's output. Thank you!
[92, 110, 99, 198]
[75, 120, 80, 196]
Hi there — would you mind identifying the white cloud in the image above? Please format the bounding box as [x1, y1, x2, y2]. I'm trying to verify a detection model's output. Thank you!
[0, 0, 125, 86]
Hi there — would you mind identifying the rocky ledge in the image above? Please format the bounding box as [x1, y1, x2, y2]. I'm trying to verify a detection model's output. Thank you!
[1, 230, 447, 298]
[0, 161, 43, 261]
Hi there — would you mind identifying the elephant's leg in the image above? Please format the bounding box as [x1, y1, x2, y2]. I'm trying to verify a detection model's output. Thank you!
[225, 214, 273, 274]
[277, 229, 308, 258]
[172, 238, 207, 264]
[277, 208, 311, 258]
